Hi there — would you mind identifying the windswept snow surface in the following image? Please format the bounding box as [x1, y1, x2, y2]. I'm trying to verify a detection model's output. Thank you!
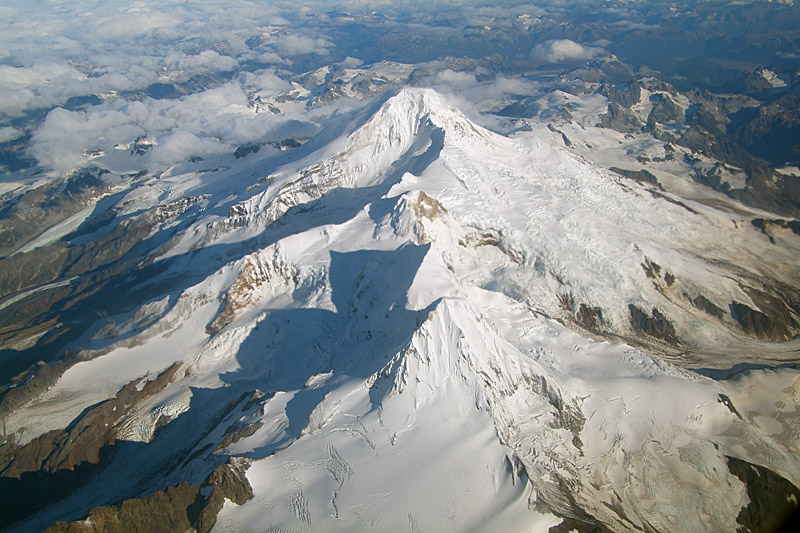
[14, 88, 800, 531]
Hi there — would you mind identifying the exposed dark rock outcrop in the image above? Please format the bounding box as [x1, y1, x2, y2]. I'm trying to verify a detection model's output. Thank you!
[0, 359, 75, 421]
[641, 257, 662, 280]
[145, 82, 180, 100]
[0, 194, 207, 300]
[0, 134, 37, 173]
[730, 301, 796, 342]
[576, 304, 606, 331]
[610, 167, 663, 189]
[729, 285, 799, 342]
[0, 167, 110, 258]
[549, 514, 611, 533]
[497, 98, 540, 118]
[0, 363, 182, 478]
[726, 456, 800, 533]
[598, 102, 642, 133]
[0, 193, 207, 391]
[647, 93, 684, 125]
[730, 93, 800, 166]
[234, 143, 261, 159]
[44, 458, 253, 533]
[269, 138, 302, 151]
[129, 136, 154, 156]
[0, 364, 183, 528]
[752, 218, 800, 244]
[717, 394, 743, 419]
[647, 190, 699, 214]
[563, 57, 635, 86]
[216, 421, 264, 451]
[692, 294, 726, 320]
[573, 58, 800, 218]
[558, 294, 607, 332]
[628, 304, 679, 346]
[599, 82, 642, 108]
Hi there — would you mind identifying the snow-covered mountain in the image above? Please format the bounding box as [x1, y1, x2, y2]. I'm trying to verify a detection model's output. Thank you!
[2, 88, 799, 532]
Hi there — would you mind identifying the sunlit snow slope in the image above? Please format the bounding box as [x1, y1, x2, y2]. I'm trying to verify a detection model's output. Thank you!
[5, 88, 800, 532]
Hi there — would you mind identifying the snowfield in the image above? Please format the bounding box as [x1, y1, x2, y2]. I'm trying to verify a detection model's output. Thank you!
[7, 88, 800, 532]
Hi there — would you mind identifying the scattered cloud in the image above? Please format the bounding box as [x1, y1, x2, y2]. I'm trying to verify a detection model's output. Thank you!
[239, 69, 293, 94]
[272, 34, 333, 57]
[0, 2, 323, 118]
[0, 126, 22, 143]
[0, 1, 631, 178]
[530, 39, 605, 63]
[166, 51, 239, 74]
[420, 68, 542, 118]
[26, 73, 332, 174]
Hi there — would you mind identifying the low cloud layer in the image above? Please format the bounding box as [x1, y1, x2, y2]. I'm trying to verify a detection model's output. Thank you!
[530, 39, 605, 63]
[419, 68, 542, 126]
[0, 1, 341, 118]
[1, 0, 610, 179]
[27, 70, 328, 174]
[272, 35, 333, 57]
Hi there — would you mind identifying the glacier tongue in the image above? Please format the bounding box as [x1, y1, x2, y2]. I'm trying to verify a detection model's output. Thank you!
[8, 88, 800, 532]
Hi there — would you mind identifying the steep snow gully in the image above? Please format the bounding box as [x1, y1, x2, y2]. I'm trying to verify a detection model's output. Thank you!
[2, 88, 800, 532]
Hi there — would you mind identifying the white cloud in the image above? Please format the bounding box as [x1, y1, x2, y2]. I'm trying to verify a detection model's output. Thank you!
[239, 69, 292, 94]
[28, 105, 145, 173]
[0, 63, 82, 91]
[90, 11, 182, 40]
[426, 69, 480, 90]
[148, 129, 228, 168]
[0, 1, 308, 116]
[272, 34, 332, 56]
[26, 75, 332, 174]
[530, 39, 605, 63]
[0, 0, 571, 121]
[0, 61, 164, 116]
[1, 0, 579, 177]
[0, 126, 22, 143]
[168, 50, 239, 73]
[420, 68, 542, 116]
[247, 50, 286, 65]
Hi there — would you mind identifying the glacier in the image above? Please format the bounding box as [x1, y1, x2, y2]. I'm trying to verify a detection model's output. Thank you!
[2, 88, 799, 532]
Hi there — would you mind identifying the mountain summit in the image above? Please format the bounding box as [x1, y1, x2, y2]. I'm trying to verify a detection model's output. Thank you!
[2, 88, 799, 532]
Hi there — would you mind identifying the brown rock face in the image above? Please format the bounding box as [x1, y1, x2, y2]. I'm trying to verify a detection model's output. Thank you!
[628, 304, 679, 346]
[692, 294, 725, 320]
[46, 483, 202, 533]
[727, 456, 800, 533]
[195, 460, 255, 532]
[44, 458, 254, 533]
[730, 301, 795, 341]
[0, 363, 185, 528]
[0, 362, 182, 478]
[576, 303, 605, 331]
